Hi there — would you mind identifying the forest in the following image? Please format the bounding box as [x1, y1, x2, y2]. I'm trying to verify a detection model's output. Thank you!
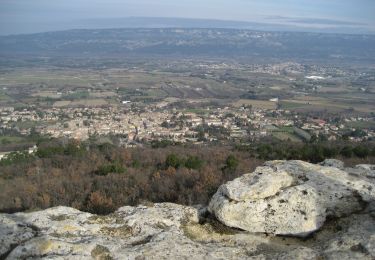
[0, 138, 374, 215]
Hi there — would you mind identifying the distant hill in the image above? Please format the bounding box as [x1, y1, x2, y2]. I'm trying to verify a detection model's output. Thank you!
[1, 28, 375, 63]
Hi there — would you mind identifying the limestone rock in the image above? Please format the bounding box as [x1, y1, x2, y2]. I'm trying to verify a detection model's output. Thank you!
[320, 159, 345, 169]
[209, 160, 375, 237]
[1, 204, 375, 259]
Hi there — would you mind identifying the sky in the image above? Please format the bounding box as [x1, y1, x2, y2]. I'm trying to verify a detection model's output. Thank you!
[0, 0, 374, 35]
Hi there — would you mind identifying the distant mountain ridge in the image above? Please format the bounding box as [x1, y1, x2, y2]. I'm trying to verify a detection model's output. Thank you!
[2, 17, 373, 36]
[79, 17, 374, 35]
[1, 28, 375, 63]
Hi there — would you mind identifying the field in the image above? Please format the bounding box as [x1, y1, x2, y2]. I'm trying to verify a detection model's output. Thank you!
[0, 93, 11, 101]
[0, 64, 374, 117]
[0, 136, 25, 144]
[32, 91, 62, 98]
[281, 95, 375, 113]
[0, 69, 99, 86]
[271, 132, 302, 142]
[53, 99, 108, 107]
[232, 99, 277, 110]
[90, 91, 117, 98]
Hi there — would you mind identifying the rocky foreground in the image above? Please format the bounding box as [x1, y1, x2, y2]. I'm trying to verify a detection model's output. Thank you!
[1, 160, 375, 259]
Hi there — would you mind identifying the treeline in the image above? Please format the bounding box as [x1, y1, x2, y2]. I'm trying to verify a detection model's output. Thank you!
[0, 138, 374, 215]
[236, 140, 375, 163]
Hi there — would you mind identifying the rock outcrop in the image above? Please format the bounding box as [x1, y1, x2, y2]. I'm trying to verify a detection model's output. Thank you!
[1, 160, 375, 259]
[209, 160, 375, 237]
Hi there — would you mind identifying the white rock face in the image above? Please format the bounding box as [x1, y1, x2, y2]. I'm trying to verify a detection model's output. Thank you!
[209, 160, 375, 237]
[1, 160, 374, 259]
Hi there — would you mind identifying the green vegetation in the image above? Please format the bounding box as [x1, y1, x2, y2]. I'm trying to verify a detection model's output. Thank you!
[165, 154, 204, 170]
[64, 91, 90, 100]
[0, 92, 11, 101]
[96, 162, 126, 176]
[0, 136, 25, 145]
[165, 154, 183, 168]
[151, 140, 180, 148]
[0, 151, 34, 166]
[272, 132, 301, 142]
[36, 141, 86, 158]
[236, 140, 375, 163]
[222, 154, 239, 173]
[185, 155, 205, 170]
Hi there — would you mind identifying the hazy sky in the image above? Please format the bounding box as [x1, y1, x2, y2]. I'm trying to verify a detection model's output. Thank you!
[0, 0, 374, 35]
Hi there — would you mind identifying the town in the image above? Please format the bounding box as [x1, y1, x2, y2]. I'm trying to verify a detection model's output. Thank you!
[1, 101, 373, 148]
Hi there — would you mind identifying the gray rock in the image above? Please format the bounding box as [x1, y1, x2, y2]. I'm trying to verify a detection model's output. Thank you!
[320, 159, 345, 169]
[209, 160, 375, 237]
[1, 203, 374, 259]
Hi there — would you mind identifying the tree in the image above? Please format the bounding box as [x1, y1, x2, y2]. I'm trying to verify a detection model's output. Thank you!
[96, 162, 126, 176]
[353, 146, 369, 158]
[165, 154, 182, 169]
[340, 146, 353, 158]
[223, 155, 239, 173]
[351, 129, 367, 138]
[184, 156, 204, 170]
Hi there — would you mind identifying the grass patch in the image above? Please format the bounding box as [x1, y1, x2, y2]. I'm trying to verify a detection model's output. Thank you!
[272, 132, 302, 142]
[0, 136, 25, 144]
[0, 92, 11, 101]
[280, 101, 305, 109]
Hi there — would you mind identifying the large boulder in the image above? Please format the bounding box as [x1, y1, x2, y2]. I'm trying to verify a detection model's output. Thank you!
[209, 160, 375, 237]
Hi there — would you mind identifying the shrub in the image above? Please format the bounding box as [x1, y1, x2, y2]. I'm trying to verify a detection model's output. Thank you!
[340, 146, 353, 158]
[223, 155, 239, 172]
[184, 156, 204, 170]
[353, 146, 369, 158]
[86, 191, 115, 215]
[96, 163, 126, 176]
[165, 154, 182, 169]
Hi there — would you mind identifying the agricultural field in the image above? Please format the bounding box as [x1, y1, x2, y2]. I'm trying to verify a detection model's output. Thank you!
[0, 136, 25, 144]
[281, 95, 375, 113]
[232, 99, 277, 110]
[0, 69, 100, 87]
[0, 61, 374, 117]
[53, 99, 108, 107]
[272, 132, 302, 142]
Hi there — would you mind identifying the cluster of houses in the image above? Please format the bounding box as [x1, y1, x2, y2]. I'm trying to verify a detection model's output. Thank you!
[0, 104, 374, 145]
